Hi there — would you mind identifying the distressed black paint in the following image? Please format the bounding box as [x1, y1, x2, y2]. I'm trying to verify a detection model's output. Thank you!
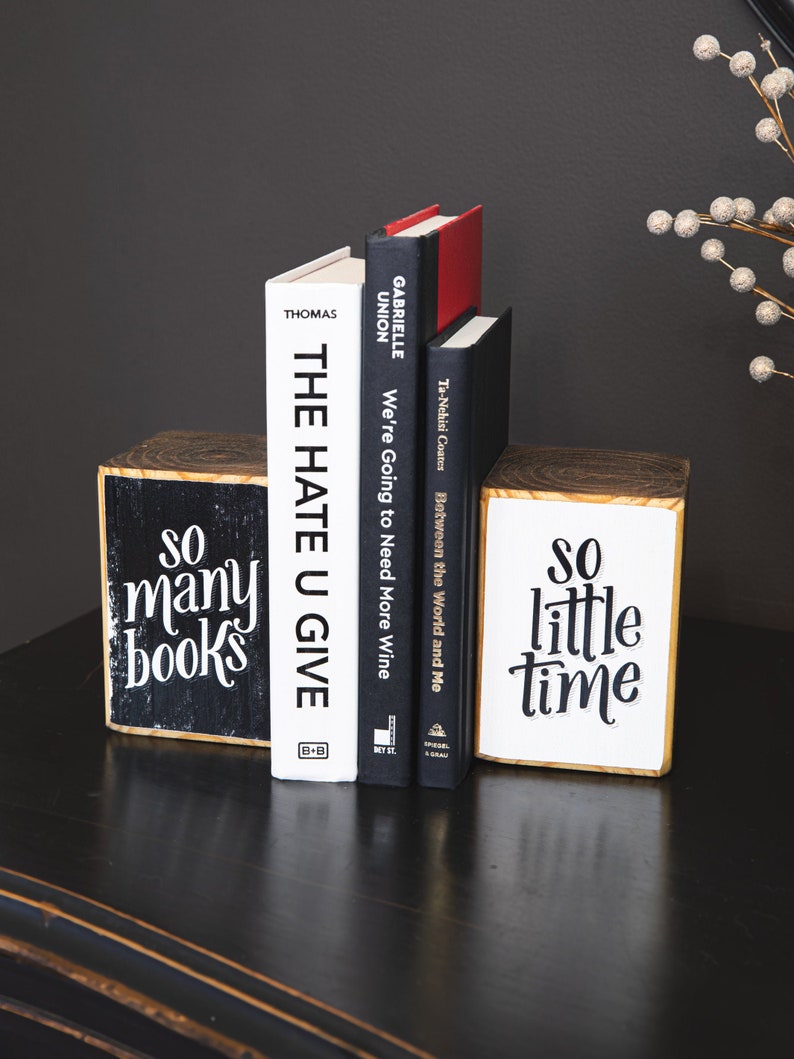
[103, 475, 269, 742]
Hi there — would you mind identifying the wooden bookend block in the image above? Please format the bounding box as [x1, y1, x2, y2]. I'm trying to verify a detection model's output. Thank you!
[98, 431, 270, 745]
[476, 446, 689, 777]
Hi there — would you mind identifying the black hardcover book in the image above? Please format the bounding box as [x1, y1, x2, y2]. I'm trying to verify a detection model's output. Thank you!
[417, 309, 512, 788]
[357, 205, 482, 786]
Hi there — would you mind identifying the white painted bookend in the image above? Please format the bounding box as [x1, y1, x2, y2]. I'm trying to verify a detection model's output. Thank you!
[476, 446, 689, 777]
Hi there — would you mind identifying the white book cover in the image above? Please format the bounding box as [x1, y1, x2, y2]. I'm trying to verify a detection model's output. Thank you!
[265, 248, 364, 780]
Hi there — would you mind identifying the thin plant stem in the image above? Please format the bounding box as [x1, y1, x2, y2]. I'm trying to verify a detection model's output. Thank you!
[696, 215, 794, 247]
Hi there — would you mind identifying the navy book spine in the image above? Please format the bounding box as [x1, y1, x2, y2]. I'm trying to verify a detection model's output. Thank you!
[417, 309, 512, 788]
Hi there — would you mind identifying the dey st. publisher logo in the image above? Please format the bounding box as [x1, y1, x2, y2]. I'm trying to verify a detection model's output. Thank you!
[373, 715, 396, 754]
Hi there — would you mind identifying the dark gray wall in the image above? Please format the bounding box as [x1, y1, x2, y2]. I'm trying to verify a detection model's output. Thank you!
[3, 0, 792, 651]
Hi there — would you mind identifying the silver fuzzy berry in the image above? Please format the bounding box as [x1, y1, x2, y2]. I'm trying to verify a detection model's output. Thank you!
[749, 355, 776, 382]
[646, 209, 673, 235]
[693, 34, 720, 61]
[673, 209, 700, 237]
[710, 197, 736, 223]
[773, 196, 794, 224]
[783, 247, 794, 277]
[778, 66, 794, 92]
[701, 238, 725, 261]
[756, 117, 781, 143]
[730, 266, 756, 292]
[756, 300, 782, 325]
[729, 51, 756, 77]
[761, 70, 788, 100]
[734, 197, 755, 222]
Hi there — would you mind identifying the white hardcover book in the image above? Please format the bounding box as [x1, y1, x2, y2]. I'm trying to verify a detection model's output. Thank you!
[265, 248, 364, 780]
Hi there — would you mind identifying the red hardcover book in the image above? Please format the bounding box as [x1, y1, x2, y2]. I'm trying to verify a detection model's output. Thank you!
[358, 204, 483, 785]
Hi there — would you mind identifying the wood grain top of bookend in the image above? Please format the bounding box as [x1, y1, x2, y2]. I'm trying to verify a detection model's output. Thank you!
[100, 431, 268, 485]
[482, 445, 689, 504]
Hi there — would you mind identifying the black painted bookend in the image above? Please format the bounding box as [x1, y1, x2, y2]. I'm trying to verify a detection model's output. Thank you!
[476, 446, 688, 776]
[98, 431, 270, 745]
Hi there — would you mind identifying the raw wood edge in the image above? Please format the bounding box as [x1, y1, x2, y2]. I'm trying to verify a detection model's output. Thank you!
[473, 751, 666, 778]
[473, 491, 491, 758]
[659, 502, 687, 777]
[98, 465, 268, 488]
[97, 469, 112, 729]
[482, 487, 685, 512]
[105, 720, 270, 748]
[104, 431, 268, 481]
[483, 445, 688, 501]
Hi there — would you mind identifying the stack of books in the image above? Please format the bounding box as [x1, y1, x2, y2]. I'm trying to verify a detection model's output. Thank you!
[265, 204, 512, 789]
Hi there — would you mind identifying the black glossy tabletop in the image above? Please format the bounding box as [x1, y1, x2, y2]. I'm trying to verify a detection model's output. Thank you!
[0, 612, 790, 1057]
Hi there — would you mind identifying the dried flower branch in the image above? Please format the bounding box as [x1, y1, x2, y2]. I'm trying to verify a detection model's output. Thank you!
[649, 34, 794, 385]
[749, 355, 794, 381]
